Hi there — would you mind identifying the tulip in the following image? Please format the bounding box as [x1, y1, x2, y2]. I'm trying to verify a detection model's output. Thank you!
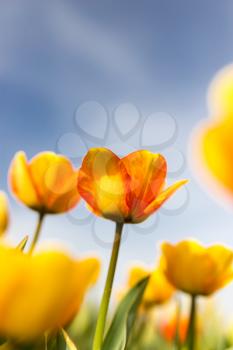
[9, 151, 80, 252]
[161, 240, 233, 350]
[0, 191, 9, 235]
[159, 316, 188, 344]
[0, 243, 100, 344]
[78, 148, 187, 350]
[207, 64, 233, 118]
[126, 265, 174, 308]
[162, 240, 233, 296]
[78, 148, 187, 224]
[9, 151, 80, 215]
[191, 65, 233, 206]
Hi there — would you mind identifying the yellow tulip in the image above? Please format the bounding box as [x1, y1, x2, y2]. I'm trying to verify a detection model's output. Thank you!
[0, 191, 9, 235]
[127, 265, 175, 308]
[78, 148, 187, 223]
[0, 244, 100, 343]
[208, 64, 233, 118]
[161, 240, 233, 296]
[192, 65, 233, 202]
[9, 151, 80, 214]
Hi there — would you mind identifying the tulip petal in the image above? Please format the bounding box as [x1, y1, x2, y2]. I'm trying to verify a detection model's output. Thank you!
[136, 179, 188, 223]
[201, 122, 233, 194]
[206, 245, 233, 293]
[148, 268, 174, 305]
[208, 64, 233, 118]
[161, 240, 233, 296]
[78, 148, 130, 222]
[29, 152, 80, 213]
[128, 266, 150, 288]
[191, 64, 233, 207]
[76, 257, 100, 287]
[128, 265, 174, 307]
[0, 246, 100, 342]
[0, 192, 9, 235]
[9, 152, 41, 210]
[162, 241, 215, 295]
[121, 151, 167, 220]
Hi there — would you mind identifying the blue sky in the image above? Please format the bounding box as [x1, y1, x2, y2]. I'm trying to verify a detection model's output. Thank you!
[1, 0, 233, 314]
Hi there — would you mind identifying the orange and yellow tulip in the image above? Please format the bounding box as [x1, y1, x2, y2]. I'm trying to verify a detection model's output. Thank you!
[78, 148, 187, 223]
[161, 240, 233, 296]
[126, 264, 174, 308]
[9, 151, 80, 214]
[191, 64, 233, 203]
[0, 244, 100, 343]
[0, 191, 9, 235]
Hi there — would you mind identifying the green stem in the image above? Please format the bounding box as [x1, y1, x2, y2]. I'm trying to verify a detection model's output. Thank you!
[92, 222, 124, 350]
[174, 297, 181, 350]
[187, 295, 197, 350]
[29, 212, 45, 254]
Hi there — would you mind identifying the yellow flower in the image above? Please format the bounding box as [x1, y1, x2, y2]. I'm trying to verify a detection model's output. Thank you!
[127, 265, 175, 307]
[78, 148, 187, 223]
[161, 240, 233, 296]
[192, 65, 233, 201]
[207, 64, 233, 118]
[0, 244, 100, 343]
[9, 151, 80, 214]
[0, 191, 9, 235]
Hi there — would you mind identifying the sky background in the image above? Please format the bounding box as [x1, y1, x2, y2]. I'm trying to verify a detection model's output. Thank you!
[1, 0, 233, 315]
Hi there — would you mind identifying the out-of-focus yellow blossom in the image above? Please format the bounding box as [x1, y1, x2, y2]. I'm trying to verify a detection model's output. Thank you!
[126, 265, 175, 308]
[0, 244, 100, 343]
[78, 148, 187, 223]
[9, 151, 80, 214]
[0, 191, 9, 235]
[192, 65, 233, 202]
[208, 64, 233, 118]
[161, 240, 233, 296]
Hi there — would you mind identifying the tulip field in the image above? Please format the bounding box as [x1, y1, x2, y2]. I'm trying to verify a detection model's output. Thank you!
[0, 64, 233, 350]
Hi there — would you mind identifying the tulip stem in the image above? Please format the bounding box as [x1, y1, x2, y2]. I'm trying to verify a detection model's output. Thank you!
[174, 297, 181, 350]
[187, 295, 197, 350]
[29, 212, 45, 254]
[92, 222, 124, 350]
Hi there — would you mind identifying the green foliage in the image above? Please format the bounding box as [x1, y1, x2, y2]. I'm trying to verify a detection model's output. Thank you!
[101, 277, 149, 350]
[68, 304, 98, 350]
[66, 301, 233, 350]
[16, 235, 29, 251]
[11, 297, 233, 350]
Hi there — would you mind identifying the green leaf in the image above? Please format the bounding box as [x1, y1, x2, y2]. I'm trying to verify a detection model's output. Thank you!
[16, 236, 29, 251]
[101, 276, 149, 350]
[46, 336, 57, 350]
[60, 329, 78, 350]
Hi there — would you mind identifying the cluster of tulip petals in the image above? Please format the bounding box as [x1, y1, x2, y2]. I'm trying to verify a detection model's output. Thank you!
[0, 65, 233, 350]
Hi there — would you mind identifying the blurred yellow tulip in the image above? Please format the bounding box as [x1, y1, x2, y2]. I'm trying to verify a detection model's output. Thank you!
[126, 265, 175, 307]
[0, 244, 100, 343]
[161, 240, 233, 296]
[78, 148, 187, 223]
[9, 151, 80, 214]
[208, 64, 233, 118]
[0, 191, 9, 235]
[192, 64, 233, 203]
